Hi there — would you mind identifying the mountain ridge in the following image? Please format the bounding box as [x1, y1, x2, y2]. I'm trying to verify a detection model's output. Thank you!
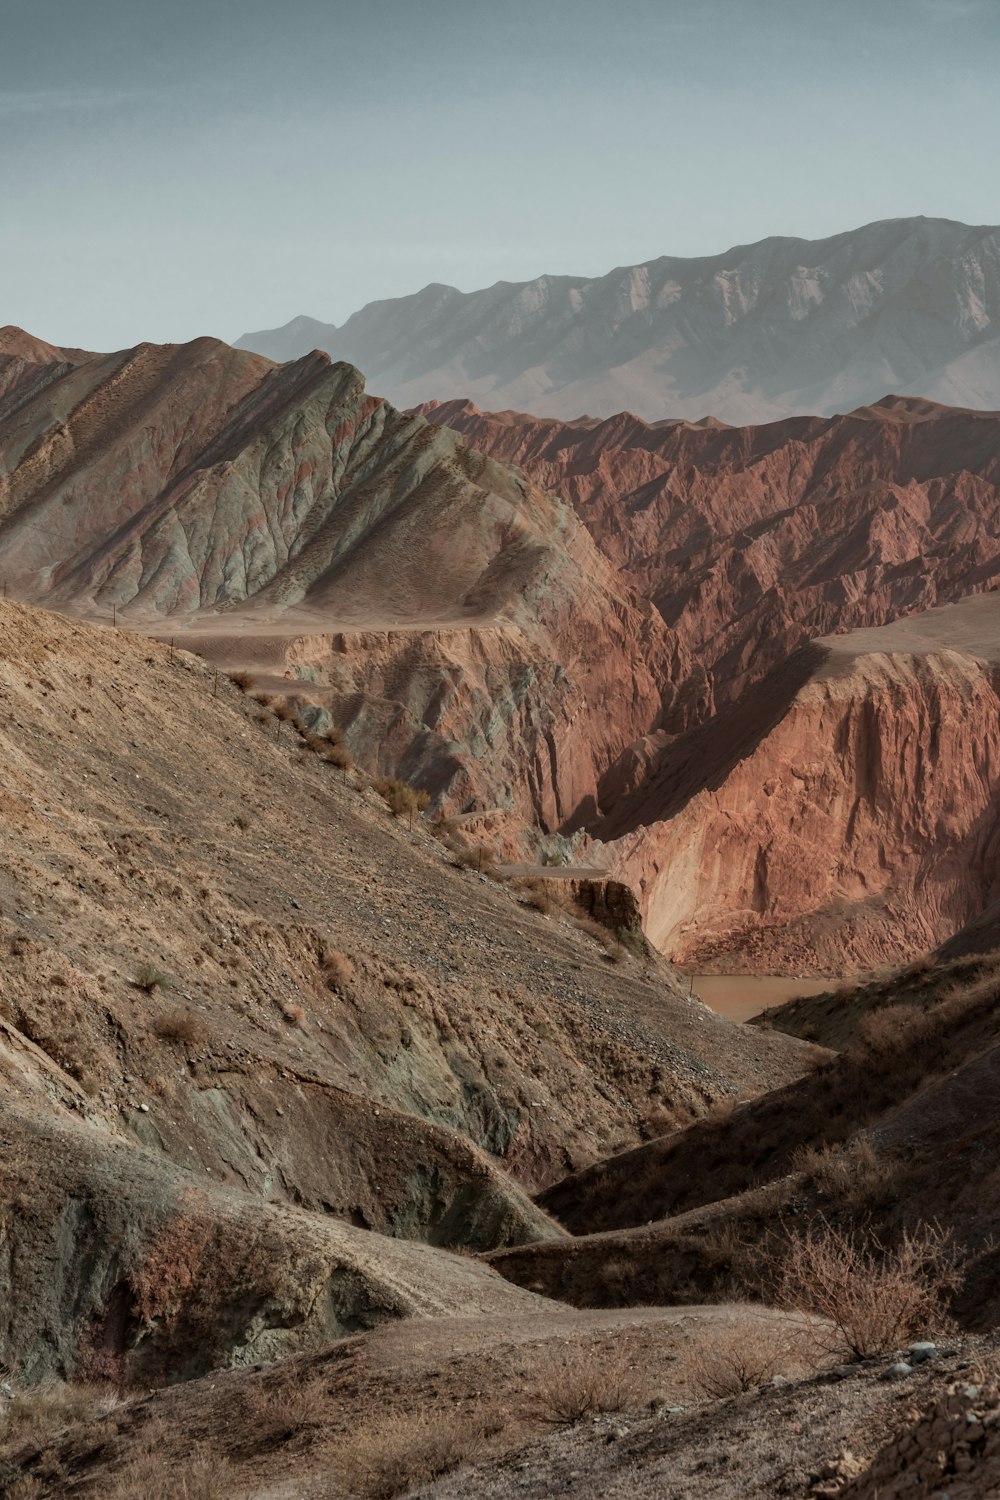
[237, 216, 1000, 424]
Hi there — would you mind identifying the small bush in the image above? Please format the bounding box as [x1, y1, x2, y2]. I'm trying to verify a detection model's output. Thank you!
[320, 949, 354, 991]
[152, 1007, 206, 1046]
[281, 1002, 306, 1026]
[454, 843, 501, 877]
[791, 1135, 893, 1214]
[0, 1380, 120, 1450]
[323, 742, 353, 771]
[856, 1004, 921, 1054]
[335, 1409, 493, 1499]
[106, 1439, 234, 1500]
[134, 962, 171, 993]
[228, 670, 254, 691]
[777, 1218, 963, 1360]
[519, 876, 553, 913]
[374, 777, 430, 822]
[675, 1311, 812, 1398]
[525, 1345, 637, 1428]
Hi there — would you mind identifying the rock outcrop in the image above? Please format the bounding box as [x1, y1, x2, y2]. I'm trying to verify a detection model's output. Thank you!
[420, 392, 1000, 725]
[601, 611, 1000, 972]
[239, 217, 1000, 423]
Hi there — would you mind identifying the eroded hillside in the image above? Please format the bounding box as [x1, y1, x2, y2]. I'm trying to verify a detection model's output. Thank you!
[0, 597, 806, 1382]
[0, 329, 678, 835]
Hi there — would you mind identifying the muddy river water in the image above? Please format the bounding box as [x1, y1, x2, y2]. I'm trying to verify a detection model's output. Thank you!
[692, 974, 834, 1024]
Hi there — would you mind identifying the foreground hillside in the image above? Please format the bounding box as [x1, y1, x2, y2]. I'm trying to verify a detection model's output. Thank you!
[0, 597, 805, 1385]
[491, 949, 1000, 1336]
[239, 216, 1000, 423]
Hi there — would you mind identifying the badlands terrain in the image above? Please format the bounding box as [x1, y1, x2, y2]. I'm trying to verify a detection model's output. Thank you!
[1, 316, 1000, 1497]
[7, 328, 1000, 973]
[239, 216, 1000, 423]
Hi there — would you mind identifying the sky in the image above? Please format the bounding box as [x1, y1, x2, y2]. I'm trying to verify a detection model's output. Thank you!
[2, 0, 998, 350]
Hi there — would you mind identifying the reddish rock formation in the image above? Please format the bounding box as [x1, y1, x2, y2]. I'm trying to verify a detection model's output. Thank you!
[601, 598, 1000, 973]
[418, 395, 1000, 724]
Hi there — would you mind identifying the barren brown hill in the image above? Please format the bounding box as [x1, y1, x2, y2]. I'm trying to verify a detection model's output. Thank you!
[499, 957, 1000, 1330]
[9, 330, 1000, 981]
[0, 596, 807, 1382]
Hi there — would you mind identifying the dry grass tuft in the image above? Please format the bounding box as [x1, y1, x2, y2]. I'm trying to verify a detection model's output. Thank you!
[104, 1430, 235, 1499]
[791, 1135, 893, 1215]
[0, 1379, 120, 1451]
[227, 669, 255, 691]
[334, 1409, 494, 1499]
[281, 1002, 307, 1026]
[152, 1006, 206, 1046]
[324, 741, 353, 769]
[320, 948, 355, 991]
[374, 777, 430, 822]
[454, 843, 502, 877]
[133, 961, 171, 993]
[519, 876, 554, 913]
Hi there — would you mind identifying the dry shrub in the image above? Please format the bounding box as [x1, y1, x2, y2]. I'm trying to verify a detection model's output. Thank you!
[454, 843, 501, 877]
[133, 961, 170, 993]
[519, 876, 553, 913]
[428, 814, 457, 843]
[105, 1435, 234, 1499]
[272, 699, 297, 723]
[791, 1135, 893, 1214]
[857, 1003, 921, 1053]
[323, 742, 353, 771]
[574, 913, 611, 947]
[374, 777, 430, 821]
[524, 1345, 638, 1428]
[227, 670, 254, 691]
[281, 1001, 306, 1026]
[153, 1007, 206, 1046]
[238, 1370, 331, 1444]
[320, 948, 354, 991]
[0, 1380, 120, 1450]
[334, 1409, 493, 1499]
[1, 1479, 44, 1500]
[674, 1310, 813, 1398]
[777, 1218, 963, 1360]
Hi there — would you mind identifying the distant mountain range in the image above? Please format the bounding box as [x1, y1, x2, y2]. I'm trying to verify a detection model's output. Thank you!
[237, 217, 1000, 423]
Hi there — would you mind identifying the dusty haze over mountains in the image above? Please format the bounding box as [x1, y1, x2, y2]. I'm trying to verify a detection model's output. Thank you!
[239, 217, 1000, 424]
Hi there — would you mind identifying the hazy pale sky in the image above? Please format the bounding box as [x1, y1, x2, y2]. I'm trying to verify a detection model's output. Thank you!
[2, 0, 998, 350]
